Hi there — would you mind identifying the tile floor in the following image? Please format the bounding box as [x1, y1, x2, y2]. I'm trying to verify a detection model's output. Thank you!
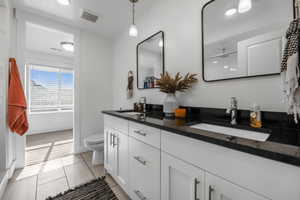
[3, 130, 129, 200]
[26, 130, 74, 166]
[3, 152, 130, 200]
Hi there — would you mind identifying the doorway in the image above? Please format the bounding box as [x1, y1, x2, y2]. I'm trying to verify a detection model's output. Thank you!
[22, 21, 77, 166]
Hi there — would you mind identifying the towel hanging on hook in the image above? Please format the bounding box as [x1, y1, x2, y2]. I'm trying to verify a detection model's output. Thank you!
[8, 58, 29, 135]
[295, 0, 300, 19]
[281, 7, 300, 123]
[127, 70, 134, 99]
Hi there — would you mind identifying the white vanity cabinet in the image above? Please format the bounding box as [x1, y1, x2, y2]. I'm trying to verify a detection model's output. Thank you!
[205, 173, 268, 200]
[161, 153, 205, 200]
[104, 127, 115, 175]
[104, 116, 129, 192]
[161, 152, 268, 200]
[104, 114, 300, 200]
[129, 137, 160, 200]
[114, 130, 129, 190]
[128, 122, 161, 200]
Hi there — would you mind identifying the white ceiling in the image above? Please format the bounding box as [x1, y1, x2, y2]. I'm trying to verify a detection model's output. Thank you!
[26, 22, 74, 57]
[13, 0, 156, 39]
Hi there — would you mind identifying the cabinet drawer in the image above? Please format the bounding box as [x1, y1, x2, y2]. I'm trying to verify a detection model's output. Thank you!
[129, 121, 161, 148]
[205, 173, 268, 200]
[129, 137, 160, 200]
[104, 115, 128, 134]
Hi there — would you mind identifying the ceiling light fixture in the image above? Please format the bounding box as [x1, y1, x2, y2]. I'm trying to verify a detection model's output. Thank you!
[224, 65, 229, 69]
[57, 0, 71, 6]
[238, 0, 252, 13]
[129, 0, 138, 37]
[225, 8, 237, 16]
[60, 42, 74, 52]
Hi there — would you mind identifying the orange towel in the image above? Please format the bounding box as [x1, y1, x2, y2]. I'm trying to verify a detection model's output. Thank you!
[8, 58, 29, 135]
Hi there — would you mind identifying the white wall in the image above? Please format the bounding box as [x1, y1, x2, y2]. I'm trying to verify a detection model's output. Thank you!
[78, 31, 113, 150]
[0, 1, 18, 198]
[0, 0, 16, 172]
[112, 0, 287, 112]
[28, 112, 73, 135]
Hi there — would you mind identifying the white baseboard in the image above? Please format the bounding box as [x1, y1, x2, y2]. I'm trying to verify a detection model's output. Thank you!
[0, 160, 16, 199]
[28, 128, 73, 135]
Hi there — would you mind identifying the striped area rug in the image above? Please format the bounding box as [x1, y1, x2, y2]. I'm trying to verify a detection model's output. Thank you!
[46, 177, 118, 200]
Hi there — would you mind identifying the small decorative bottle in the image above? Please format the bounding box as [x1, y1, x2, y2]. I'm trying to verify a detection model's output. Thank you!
[250, 103, 262, 128]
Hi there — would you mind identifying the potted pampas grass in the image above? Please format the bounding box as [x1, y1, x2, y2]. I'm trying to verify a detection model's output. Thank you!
[156, 72, 198, 117]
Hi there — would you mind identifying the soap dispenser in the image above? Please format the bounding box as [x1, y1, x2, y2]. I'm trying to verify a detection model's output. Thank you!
[250, 103, 262, 128]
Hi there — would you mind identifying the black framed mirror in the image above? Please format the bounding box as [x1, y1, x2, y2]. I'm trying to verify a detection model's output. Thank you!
[137, 31, 165, 89]
[201, 0, 295, 82]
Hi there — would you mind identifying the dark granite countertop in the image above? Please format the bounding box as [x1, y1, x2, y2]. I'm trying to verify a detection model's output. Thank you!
[102, 110, 300, 167]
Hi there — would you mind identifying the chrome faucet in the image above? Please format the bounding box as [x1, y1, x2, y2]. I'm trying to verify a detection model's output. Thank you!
[139, 97, 147, 113]
[226, 97, 238, 125]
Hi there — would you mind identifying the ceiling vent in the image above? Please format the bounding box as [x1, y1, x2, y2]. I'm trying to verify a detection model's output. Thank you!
[80, 9, 99, 23]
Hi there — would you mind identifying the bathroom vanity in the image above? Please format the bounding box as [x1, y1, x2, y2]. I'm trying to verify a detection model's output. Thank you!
[103, 109, 300, 200]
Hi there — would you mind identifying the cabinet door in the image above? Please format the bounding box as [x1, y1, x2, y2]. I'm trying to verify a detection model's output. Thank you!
[205, 173, 268, 200]
[104, 128, 115, 175]
[161, 153, 205, 200]
[115, 131, 129, 191]
[129, 137, 160, 200]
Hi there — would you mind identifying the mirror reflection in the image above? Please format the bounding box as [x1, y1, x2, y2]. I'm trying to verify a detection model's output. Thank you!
[137, 31, 164, 89]
[202, 0, 294, 81]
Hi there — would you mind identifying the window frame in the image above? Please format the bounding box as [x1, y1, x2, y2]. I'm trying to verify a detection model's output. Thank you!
[26, 64, 74, 114]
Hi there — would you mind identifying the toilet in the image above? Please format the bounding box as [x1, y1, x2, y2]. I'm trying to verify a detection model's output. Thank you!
[84, 134, 104, 165]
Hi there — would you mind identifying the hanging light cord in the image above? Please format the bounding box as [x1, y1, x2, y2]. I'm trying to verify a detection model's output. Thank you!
[132, 2, 135, 25]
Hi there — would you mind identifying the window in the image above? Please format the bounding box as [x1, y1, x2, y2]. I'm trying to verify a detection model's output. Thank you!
[28, 65, 74, 113]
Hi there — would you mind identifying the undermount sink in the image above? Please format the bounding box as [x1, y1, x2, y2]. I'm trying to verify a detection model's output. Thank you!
[121, 112, 142, 115]
[190, 123, 270, 142]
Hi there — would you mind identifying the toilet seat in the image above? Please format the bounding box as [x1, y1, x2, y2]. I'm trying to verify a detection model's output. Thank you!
[85, 134, 104, 145]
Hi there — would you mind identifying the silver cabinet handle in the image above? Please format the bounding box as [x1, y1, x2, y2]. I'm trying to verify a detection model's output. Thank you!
[110, 133, 113, 146]
[209, 185, 214, 200]
[133, 156, 147, 166]
[134, 190, 147, 200]
[112, 134, 118, 147]
[134, 130, 147, 136]
[194, 178, 200, 200]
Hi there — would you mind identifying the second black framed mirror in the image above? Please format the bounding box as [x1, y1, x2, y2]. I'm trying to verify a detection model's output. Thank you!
[201, 0, 295, 82]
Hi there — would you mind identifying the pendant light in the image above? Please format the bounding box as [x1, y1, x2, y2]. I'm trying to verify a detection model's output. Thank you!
[129, 0, 138, 37]
[238, 0, 252, 13]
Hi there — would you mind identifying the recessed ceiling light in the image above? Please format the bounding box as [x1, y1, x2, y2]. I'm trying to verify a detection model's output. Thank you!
[224, 65, 229, 69]
[213, 60, 219, 64]
[57, 0, 71, 6]
[225, 8, 237, 16]
[230, 68, 237, 71]
[60, 42, 74, 52]
[238, 0, 252, 13]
